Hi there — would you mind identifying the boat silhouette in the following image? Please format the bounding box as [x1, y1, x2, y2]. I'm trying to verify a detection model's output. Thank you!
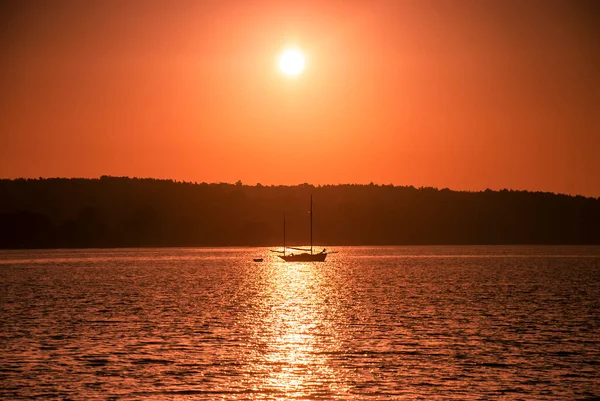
[271, 195, 328, 262]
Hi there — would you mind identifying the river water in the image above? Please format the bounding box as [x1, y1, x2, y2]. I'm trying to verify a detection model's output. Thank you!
[1, 246, 599, 400]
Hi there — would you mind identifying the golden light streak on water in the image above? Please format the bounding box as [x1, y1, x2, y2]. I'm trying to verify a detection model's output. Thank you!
[244, 260, 350, 398]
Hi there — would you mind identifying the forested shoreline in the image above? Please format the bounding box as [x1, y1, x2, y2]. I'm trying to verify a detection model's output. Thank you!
[1, 176, 599, 248]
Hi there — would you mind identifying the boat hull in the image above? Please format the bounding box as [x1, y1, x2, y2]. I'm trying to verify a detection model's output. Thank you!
[279, 252, 327, 262]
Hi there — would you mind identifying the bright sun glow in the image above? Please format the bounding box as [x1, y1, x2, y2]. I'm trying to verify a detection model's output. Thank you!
[279, 49, 305, 77]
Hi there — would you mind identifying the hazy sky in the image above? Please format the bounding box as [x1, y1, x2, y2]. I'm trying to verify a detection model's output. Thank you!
[1, 0, 598, 196]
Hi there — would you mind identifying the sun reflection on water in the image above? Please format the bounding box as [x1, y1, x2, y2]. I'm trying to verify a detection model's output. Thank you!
[244, 259, 350, 398]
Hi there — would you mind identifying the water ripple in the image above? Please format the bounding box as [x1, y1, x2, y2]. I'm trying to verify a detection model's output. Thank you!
[1, 246, 599, 399]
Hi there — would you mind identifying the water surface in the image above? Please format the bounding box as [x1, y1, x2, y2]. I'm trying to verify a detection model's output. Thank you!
[1, 246, 599, 399]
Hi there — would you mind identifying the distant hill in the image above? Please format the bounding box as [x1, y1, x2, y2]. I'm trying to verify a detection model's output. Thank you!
[1, 177, 599, 248]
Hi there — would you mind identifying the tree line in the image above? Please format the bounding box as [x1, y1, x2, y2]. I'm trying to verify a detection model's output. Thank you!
[0, 176, 599, 248]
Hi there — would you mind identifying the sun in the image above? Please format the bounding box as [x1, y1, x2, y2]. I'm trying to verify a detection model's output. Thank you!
[279, 49, 305, 77]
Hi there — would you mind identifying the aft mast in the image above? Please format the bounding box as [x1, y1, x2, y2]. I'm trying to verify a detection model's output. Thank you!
[283, 213, 286, 257]
[310, 194, 313, 255]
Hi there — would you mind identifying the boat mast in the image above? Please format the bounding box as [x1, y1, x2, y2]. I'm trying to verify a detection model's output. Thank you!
[310, 194, 313, 255]
[284, 213, 286, 256]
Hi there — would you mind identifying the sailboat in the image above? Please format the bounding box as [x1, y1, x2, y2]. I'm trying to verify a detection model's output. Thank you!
[272, 195, 327, 262]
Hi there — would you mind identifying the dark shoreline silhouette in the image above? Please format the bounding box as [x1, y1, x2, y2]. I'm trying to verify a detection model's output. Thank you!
[1, 176, 599, 249]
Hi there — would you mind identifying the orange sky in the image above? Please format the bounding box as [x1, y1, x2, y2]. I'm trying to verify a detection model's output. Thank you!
[1, 1, 599, 196]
